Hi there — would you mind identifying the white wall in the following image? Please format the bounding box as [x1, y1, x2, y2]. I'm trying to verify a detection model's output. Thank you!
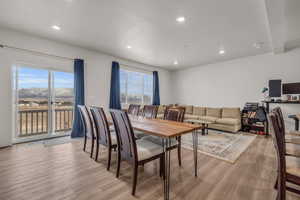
[172, 48, 300, 130]
[0, 28, 172, 147]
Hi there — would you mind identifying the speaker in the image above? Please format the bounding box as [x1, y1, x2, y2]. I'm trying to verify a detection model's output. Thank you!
[269, 79, 282, 97]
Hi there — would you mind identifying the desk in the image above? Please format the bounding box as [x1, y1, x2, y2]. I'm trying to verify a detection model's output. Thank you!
[263, 101, 300, 134]
[263, 101, 300, 113]
[108, 115, 202, 200]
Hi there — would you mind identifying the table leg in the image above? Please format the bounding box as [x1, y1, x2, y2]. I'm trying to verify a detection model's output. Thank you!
[192, 130, 198, 177]
[163, 138, 171, 200]
[201, 123, 205, 135]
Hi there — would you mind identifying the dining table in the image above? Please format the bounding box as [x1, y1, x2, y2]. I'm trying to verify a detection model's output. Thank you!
[108, 114, 202, 200]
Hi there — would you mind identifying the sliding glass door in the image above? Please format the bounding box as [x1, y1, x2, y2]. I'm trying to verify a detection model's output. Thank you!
[52, 71, 74, 135]
[14, 66, 74, 142]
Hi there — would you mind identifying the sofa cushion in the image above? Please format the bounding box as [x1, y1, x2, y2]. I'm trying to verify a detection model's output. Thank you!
[185, 114, 199, 120]
[206, 108, 222, 118]
[193, 107, 206, 116]
[222, 107, 241, 119]
[216, 118, 240, 125]
[199, 116, 218, 123]
[182, 105, 193, 114]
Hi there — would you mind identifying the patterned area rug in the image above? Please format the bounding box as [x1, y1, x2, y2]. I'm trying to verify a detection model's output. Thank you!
[181, 131, 256, 163]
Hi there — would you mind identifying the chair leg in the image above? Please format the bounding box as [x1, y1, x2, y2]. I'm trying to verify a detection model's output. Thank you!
[160, 155, 165, 179]
[177, 136, 182, 166]
[116, 151, 121, 178]
[90, 138, 95, 159]
[132, 164, 138, 196]
[95, 141, 99, 161]
[83, 136, 87, 152]
[160, 156, 163, 177]
[107, 147, 112, 171]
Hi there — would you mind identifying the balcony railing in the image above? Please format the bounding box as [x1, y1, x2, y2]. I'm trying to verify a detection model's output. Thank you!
[18, 108, 73, 137]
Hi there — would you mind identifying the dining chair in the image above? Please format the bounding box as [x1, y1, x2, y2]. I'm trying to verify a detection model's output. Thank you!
[134, 105, 158, 140]
[273, 107, 300, 157]
[78, 105, 95, 158]
[164, 106, 186, 122]
[110, 109, 164, 195]
[143, 106, 186, 166]
[141, 105, 158, 118]
[127, 104, 140, 116]
[89, 106, 118, 170]
[268, 110, 300, 200]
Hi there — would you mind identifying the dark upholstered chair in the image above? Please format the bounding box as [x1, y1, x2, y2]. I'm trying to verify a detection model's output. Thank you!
[268, 109, 300, 200]
[143, 106, 186, 166]
[127, 104, 140, 116]
[164, 106, 186, 122]
[110, 109, 164, 196]
[273, 107, 300, 157]
[78, 105, 95, 158]
[89, 106, 118, 170]
[141, 105, 158, 118]
[134, 105, 158, 140]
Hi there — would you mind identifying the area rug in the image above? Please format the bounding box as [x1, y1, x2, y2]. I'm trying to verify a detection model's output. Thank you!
[181, 131, 256, 163]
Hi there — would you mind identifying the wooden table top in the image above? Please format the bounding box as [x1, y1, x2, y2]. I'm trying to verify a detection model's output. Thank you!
[108, 115, 202, 138]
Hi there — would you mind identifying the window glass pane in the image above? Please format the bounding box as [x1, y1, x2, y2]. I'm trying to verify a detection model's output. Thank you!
[144, 74, 153, 105]
[53, 71, 74, 107]
[127, 71, 143, 104]
[120, 69, 127, 104]
[119, 68, 153, 106]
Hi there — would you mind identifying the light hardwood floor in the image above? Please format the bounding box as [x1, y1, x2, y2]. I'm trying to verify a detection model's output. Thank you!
[0, 136, 299, 200]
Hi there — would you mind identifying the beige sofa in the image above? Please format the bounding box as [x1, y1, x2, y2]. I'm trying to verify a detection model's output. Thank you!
[184, 105, 241, 133]
[157, 105, 241, 133]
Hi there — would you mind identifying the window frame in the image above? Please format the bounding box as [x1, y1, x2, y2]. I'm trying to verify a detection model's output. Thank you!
[120, 66, 153, 106]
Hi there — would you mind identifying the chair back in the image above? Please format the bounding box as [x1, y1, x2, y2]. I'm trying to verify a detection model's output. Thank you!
[164, 106, 186, 122]
[273, 107, 286, 134]
[268, 109, 287, 199]
[78, 105, 94, 138]
[90, 107, 112, 146]
[128, 104, 140, 116]
[142, 105, 158, 119]
[110, 109, 138, 163]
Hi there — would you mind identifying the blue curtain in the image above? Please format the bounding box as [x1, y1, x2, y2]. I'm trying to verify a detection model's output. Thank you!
[71, 59, 85, 138]
[109, 61, 121, 109]
[152, 71, 160, 105]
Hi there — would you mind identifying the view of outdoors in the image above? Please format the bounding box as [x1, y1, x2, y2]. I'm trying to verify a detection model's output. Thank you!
[17, 67, 74, 137]
[120, 69, 153, 106]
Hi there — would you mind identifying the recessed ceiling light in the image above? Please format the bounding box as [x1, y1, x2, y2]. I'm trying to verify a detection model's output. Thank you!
[219, 49, 225, 55]
[127, 45, 132, 49]
[176, 17, 185, 23]
[52, 25, 61, 30]
[174, 60, 178, 65]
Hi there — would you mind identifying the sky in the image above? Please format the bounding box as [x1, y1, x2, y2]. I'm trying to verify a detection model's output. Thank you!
[120, 69, 153, 96]
[18, 67, 74, 89]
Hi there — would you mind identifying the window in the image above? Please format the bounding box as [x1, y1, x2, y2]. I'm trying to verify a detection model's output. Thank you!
[120, 68, 153, 106]
[14, 66, 74, 140]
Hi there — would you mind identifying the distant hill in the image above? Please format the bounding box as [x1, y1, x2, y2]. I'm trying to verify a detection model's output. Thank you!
[19, 88, 73, 98]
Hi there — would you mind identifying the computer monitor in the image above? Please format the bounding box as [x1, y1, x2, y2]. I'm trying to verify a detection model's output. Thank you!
[269, 79, 281, 97]
[282, 82, 300, 94]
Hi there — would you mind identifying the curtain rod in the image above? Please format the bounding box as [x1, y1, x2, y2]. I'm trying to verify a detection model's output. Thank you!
[0, 44, 75, 61]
